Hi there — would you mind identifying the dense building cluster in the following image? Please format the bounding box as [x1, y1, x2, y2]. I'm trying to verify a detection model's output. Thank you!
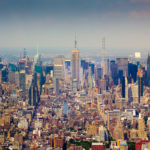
[1, 46, 150, 150]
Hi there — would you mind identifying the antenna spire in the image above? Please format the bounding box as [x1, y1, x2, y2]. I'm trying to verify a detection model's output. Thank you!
[75, 32, 77, 49]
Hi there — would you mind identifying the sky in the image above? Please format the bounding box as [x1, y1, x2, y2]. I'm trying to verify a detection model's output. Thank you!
[0, 0, 150, 54]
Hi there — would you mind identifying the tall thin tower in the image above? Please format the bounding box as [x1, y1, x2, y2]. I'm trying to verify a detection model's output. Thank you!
[72, 33, 80, 83]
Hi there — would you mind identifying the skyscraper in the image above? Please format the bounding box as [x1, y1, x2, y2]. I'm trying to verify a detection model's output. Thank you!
[116, 58, 128, 76]
[54, 55, 65, 94]
[122, 76, 125, 98]
[19, 70, 26, 97]
[29, 72, 40, 106]
[71, 35, 80, 84]
[137, 65, 144, 104]
[121, 74, 128, 99]
[147, 54, 150, 86]
[54, 55, 65, 80]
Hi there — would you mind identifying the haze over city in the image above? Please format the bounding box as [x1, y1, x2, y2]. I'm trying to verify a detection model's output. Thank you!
[0, 0, 150, 56]
[1, 0, 150, 150]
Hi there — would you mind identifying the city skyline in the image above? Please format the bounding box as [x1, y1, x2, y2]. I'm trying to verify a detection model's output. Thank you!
[1, 1, 150, 149]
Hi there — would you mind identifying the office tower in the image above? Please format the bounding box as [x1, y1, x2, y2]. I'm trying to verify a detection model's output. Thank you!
[8, 64, 17, 84]
[29, 82, 39, 106]
[72, 35, 80, 84]
[125, 74, 128, 99]
[0, 71, 1, 83]
[97, 67, 102, 79]
[81, 59, 89, 76]
[89, 63, 95, 75]
[35, 65, 42, 74]
[121, 74, 128, 99]
[137, 65, 144, 104]
[54, 55, 65, 93]
[116, 58, 128, 76]
[18, 61, 25, 71]
[1, 67, 8, 82]
[99, 78, 106, 94]
[19, 70, 26, 96]
[65, 60, 71, 70]
[138, 76, 144, 104]
[29, 82, 38, 106]
[8, 72, 16, 84]
[8, 63, 17, 72]
[54, 78, 60, 94]
[54, 55, 65, 80]
[45, 65, 54, 75]
[128, 83, 138, 103]
[110, 60, 118, 85]
[147, 54, 150, 86]
[128, 63, 138, 83]
[122, 76, 125, 98]
[29, 72, 40, 106]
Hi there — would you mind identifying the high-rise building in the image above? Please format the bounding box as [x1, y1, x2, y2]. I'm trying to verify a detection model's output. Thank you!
[29, 72, 40, 106]
[147, 54, 150, 86]
[19, 70, 26, 96]
[128, 63, 137, 83]
[1, 67, 8, 82]
[110, 60, 118, 85]
[137, 65, 144, 104]
[72, 36, 80, 85]
[121, 74, 128, 99]
[29, 82, 39, 106]
[65, 60, 71, 70]
[116, 58, 128, 76]
[72, 49, 80, 82]
[122, 76, 125, 98]
[54, 55, 65, 80]
[0, 71, 1, 83]
[8, 72, 16, 84]
[54, 55, 65, 93]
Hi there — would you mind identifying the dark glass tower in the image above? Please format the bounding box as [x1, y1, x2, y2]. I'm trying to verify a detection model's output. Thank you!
[122, 76, 125, 98]
[147, 55, 150, 86]
[138, 76, 143, 104]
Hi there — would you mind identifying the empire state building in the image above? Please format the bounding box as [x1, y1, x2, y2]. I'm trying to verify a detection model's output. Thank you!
[71, 36, 80, 83]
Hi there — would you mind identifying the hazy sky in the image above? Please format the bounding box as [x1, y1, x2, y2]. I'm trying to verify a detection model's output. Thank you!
[0, 0, 150, 50]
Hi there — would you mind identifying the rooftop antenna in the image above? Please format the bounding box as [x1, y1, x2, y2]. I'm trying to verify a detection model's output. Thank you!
[75, 32, 77, 49]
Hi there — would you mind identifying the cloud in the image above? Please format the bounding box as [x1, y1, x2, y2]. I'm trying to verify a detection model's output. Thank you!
[130, 0, 150, 3]
[129, 9, 150, 18]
